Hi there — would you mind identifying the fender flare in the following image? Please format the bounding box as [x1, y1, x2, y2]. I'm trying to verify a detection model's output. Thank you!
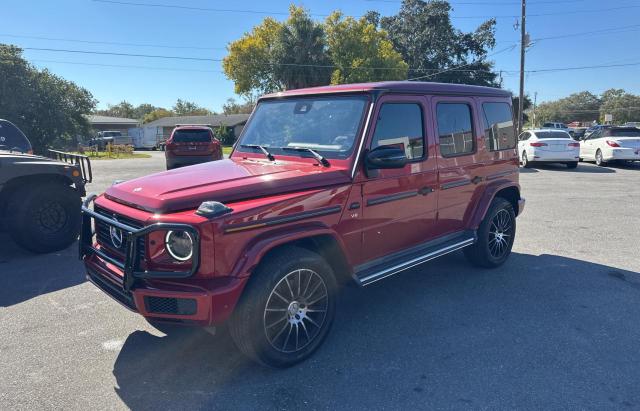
[465, 180, 521, 230]
[228, 223, 351, 279]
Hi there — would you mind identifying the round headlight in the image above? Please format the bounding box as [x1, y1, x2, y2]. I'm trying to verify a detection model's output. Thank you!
[165, 230, 194, 261]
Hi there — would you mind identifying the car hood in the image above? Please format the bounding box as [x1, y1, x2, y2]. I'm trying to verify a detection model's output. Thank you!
[105, 158, 351, 213]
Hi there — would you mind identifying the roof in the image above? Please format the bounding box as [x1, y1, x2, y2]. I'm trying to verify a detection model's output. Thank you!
[145, 114, 250, 128]
[261, 81, 511, 99]
[85, 115, 139, 125]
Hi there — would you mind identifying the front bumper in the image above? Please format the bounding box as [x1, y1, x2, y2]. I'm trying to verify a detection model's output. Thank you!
[80, 195, 201, 291]
[80, 195, 246, 326]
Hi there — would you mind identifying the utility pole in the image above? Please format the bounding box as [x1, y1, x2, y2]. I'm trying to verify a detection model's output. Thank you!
[533, 91, 537, 128]
[517, 0, 527, 135]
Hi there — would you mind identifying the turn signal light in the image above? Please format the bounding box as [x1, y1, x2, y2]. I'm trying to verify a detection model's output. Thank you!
[606, 140, 621, 147]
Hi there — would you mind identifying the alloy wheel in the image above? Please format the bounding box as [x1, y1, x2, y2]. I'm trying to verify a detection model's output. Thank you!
[263, 269, 329, 353]
[488, 209, 513, 259]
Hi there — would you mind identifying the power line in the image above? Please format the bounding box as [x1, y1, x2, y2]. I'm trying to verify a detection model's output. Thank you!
[0, 33, 225, 50]
[91, 0, 331, 17]
[13, 47, 640, 75]
[364, 0, 588, 4]
[93, 0, 640, 19]
[407, 44, 519, 81]
[19, 45, 519, 72]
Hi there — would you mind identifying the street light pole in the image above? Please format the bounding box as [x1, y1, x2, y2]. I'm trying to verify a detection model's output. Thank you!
[518, 0, 527, 135]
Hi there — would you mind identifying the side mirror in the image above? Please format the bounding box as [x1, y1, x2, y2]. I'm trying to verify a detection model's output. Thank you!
[365, 146, 407, 170]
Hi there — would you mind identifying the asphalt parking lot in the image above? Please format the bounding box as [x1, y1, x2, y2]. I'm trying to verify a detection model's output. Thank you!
[1, 156, 640, 410]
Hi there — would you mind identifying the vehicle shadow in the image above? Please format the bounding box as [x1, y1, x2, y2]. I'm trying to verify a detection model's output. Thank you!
[112, 252, 640, 410]
[0, 234, 85, 307]
[517, 167, 539, 173]
[527, 163, 616, 173]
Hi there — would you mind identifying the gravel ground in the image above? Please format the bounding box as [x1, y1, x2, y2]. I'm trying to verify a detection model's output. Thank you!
[1, 157, 639, 410]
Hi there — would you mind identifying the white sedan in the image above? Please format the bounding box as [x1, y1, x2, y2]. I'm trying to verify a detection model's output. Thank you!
[580, 127, 640, 166]
[518, 129, 580, 168]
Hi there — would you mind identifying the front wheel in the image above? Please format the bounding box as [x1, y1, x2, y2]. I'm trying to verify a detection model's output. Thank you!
[229, 247, 337, 368]
[464, 198, 516, 268]
[8, 183, 81, 253]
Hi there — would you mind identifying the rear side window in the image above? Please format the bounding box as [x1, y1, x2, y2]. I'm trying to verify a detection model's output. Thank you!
[0, 120, 31, 151]
[172, 129, 212, 143]
[371, 103, 424, 160]
[605, 128, 640, 137]
[436, 103, 474, 157]
[482, 102, 515, 151]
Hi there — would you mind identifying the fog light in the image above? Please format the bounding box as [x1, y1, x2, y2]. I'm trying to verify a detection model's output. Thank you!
[165, 230, 194, 261]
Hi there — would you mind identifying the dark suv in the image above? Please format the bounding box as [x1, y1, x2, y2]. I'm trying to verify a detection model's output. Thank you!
[1, 120, 91, 253]
[81, 82, 525, 367]
[164, 125, 223, 169]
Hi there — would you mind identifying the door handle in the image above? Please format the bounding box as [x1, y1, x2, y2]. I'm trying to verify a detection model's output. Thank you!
[471, 176, 483, 185]
[418, 187, 434, 195]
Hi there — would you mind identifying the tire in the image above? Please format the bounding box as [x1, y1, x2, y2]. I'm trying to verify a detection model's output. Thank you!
[166, 161, 174, 170]
[566, 162, 578, 169]
[464, 197, 516, 268]
[8, 182, 81, 253]
[595, 149, 607, 166]
[521, 151, 531, 168]
[229, 247, 337, 368]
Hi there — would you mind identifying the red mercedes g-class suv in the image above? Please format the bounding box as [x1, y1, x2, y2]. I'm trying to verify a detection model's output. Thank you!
[81, 82, 524, 368]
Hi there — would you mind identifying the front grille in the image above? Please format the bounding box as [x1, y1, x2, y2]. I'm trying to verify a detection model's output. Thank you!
[87, 269, 136, 311]
[145, 296, 197, 315]
[94, 206, 146, 260]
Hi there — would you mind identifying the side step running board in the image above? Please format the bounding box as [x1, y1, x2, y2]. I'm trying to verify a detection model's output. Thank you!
[354, 232, 476, 287]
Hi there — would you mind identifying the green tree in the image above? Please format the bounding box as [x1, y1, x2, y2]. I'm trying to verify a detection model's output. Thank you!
[95, 101, 135, 118]
[172, 99, 211, 116]
[223, 6, 330, 96]
[535, 91, 601, 124]
[599, 89, 640, 124]
[0, 44, 95, 151]
[143, 108, 173, 124]
[379, 0, 499, 86]
[222, 98, 255, 114]
[325, 12, 408, 84]
[213, 123, 235, 145]
[512, 94, 532, 125]
[133, 103, 161, 120]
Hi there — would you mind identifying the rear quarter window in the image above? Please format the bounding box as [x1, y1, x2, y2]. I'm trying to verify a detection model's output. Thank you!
[482, 102, 515, 151]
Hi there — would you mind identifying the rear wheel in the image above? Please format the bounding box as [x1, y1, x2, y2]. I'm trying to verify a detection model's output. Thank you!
[566, 162, 578, 169]
[464, 198, 516, 268]
[595, 149, 607, 166]
[229, 247, 337, 368]
[8, 182, 81, 253]
[521, 151, 531, 168]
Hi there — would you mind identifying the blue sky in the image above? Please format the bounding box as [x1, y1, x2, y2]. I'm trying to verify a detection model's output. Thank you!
[3, 0, 640, 111]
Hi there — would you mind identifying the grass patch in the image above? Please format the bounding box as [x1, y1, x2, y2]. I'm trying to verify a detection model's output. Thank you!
[71, 151, 152, 160]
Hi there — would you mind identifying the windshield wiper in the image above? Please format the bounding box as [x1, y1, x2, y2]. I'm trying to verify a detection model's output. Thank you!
[240, 144, 275, 161]
[282, 146, 330, 167]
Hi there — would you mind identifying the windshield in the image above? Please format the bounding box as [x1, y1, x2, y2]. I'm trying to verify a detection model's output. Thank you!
[0, 120, 31, 151]
[102, 131, 122, 137]
[173, 129, 212, 142]
[237, 95, 369, 159]
[604, 128, 640, 137]
[535, 131, 571, 139]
